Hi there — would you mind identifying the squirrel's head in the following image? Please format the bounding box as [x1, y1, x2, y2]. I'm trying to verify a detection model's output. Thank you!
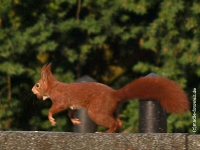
[32, 63, 56, 100]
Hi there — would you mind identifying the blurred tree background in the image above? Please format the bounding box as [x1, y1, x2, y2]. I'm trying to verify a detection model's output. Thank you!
[0, 0, 199, 133]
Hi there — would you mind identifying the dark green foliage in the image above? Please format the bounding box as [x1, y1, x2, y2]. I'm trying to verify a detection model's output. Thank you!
[0, 0, 199, 133]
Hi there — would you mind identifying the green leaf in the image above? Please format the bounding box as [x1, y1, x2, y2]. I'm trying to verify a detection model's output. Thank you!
[0, 62, 25, 75]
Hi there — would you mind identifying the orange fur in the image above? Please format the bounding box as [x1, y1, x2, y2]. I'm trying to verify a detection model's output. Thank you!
[117, 76, 189, 113]
[32, 64, 189, 133]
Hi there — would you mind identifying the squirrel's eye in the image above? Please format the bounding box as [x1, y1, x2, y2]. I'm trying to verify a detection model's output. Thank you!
[36, 83, 40, 88]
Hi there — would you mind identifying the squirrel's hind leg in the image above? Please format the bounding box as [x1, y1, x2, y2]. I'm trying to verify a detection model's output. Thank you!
[87, 109, 121, 133]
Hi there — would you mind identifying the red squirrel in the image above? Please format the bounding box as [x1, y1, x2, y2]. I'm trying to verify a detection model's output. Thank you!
[32, 64, 189, 133]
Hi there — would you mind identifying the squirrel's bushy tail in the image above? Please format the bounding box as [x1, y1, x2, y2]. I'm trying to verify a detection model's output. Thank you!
[117, 76, 189, 113]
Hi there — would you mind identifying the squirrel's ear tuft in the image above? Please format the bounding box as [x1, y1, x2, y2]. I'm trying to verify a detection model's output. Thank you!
[41, 63, 55, 80]
[41, 63, 50, 79]
[41, 64, 48, 71]
[46, 63, 52, 71]
[41, 63, 52, 71]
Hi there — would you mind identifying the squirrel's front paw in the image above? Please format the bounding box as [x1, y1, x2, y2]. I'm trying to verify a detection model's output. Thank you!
[71, 118, 81, 125]
[51, 120, 56, 126]
[49, 117, 56, 126]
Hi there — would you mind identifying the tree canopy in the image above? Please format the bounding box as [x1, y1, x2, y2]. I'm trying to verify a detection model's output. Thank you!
[0, 0, 199, 133]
